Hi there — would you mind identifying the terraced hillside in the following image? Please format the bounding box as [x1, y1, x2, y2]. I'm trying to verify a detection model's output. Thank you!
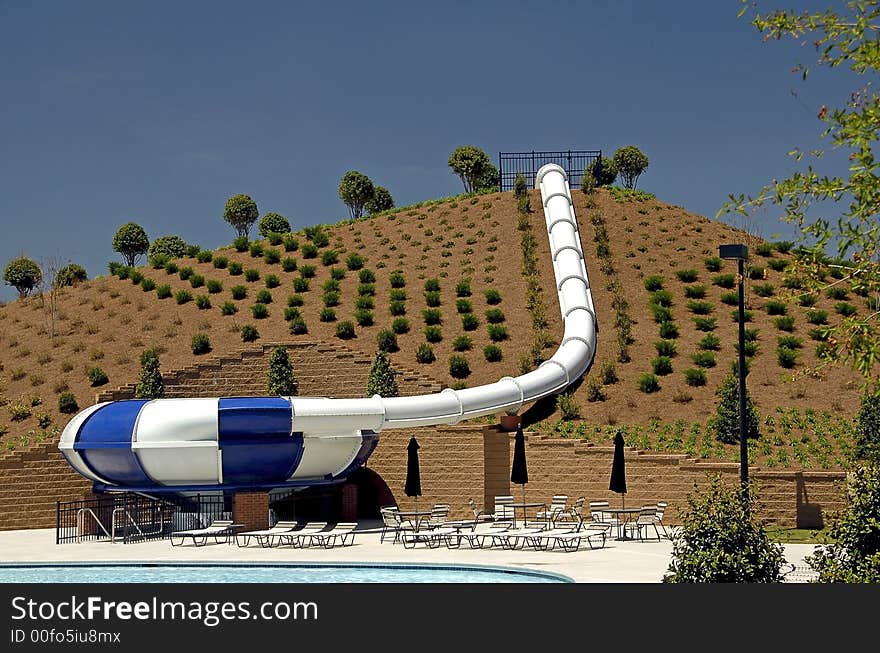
[0, 187, 868, 468]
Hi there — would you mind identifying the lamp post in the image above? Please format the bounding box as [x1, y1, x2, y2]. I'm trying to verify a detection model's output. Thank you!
[719, 244, 750, 503]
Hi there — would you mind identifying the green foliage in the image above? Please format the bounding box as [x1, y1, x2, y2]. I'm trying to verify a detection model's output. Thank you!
[389, 288, 406, 301]
[424, 325, 442, 342]
[485, 308, 505, 323]
[355, 295, 374, 310]
[589, 156, 618, 186]
[319, 308, 336, 322]
[448, 354, 470, 378]
[3, 256, 42, 298]
[290, 315, 309, 335]
[228, 261, 242, 275]
[461, 313, 479, 331]
[484, 288, 501, 305]
[354, 309, 373, 326]
[807, 463, 880, 582]
[777, 335, 803, 350]
[483, 344, 503, 362]
[255, 289, 272, 304]
[659, 322, 679, 339]
[282, 234, 299, 252]
[389, 271, 405, 287]
[148, 235, 188, 265]
[206, 279, 223, 294]
[764, 299, 787, 315]
[87, 367, 108, 386]
[366, 186, 395, 214]
[599, 361, 618, 384]
[58, 392, 78, 414]
[321, 250, 338, 266]
[676, 269, 699, 283]
[612, 145, 649, 190]
[377, 329, 398, 353]
[704, 256, 723, 272]
[112, 222, 149, 266]
[338, 170, 375, 220]
[156, 284, 172, 299]
[655, 340, 677, 357]
[777, 346, 798, 368]
[224, 194, 259, 238]
[233, 236, 249, 252]
[664, 476, 784, 583]
[698, 333, 721, 350]
[175, 289, 192, 305]
[335, 320, 356, 339]
[292, 278, 309, 293]
[650, 290, 673, 307]
[300, 265, 317, 279]
[140, 278, 156, 292]
[643, 275, 664, 291]
[855, 392, 880, 461]
[230, 285, 247, 300]
[196, 250, 213, 264]
[264, 248, 281, 265]
[486, 324, 508, 341]
[241, 325, 259, 342]
[301, 243, 318, 259]
[55, 263, 87, 287]
[638, 373, 660, 393]
[712, 274, 736, 289]
[267, 346, 297, 396]
[251, 303, 269, 319]
[135, 349, 164, 399]
[249, 242, 264, 258]
[129, 270, 143, 285]
[452, 335, 473, 352]
[712, 373, 759, 444]
[424, 291, 441, 307]
[415, 343, 435, 364]
[836, 302, 858, 317]
[346, 253, 364, 271]
[258, 212, 291, 238]
[389, 300, 406, 316]
[322, 290, 339, 307]
[580, 169, 597, 193]
[652, 356, 673, 376]
[556, 391, 581, 419]
[736, 340, 759, 357]
[190, 334, 210, 355]
[755, 242, 775, 257]
[691, 351, 717, 368]
[220, 301, 237, 315]
[651, 305, 672, 323]
[391, 317, 410, 334]
[447, 145, 496, 192]
[422, 309, 441, 325]
[773, 315, 796, 331]
[684, 284, 707, 299]
[732, 310, 754, 323]
[195, 295, 211, 310]
[686, 300, 713, 315]
[720, 291, 739, 306]
[189, 274, 204, 288]
[244, 269, 260, 282]
[684, 368, 707, 387]
[748, 265, 765, 280]
[424, 278, 440, 292]
[455, 279, 471, 297]
[359, 269, 376, 284]
[264, 274, 280, 289]
[753, 282, 775, 297]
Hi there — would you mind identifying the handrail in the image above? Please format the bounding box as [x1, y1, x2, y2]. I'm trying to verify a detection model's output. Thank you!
[76, 508, 112, 542]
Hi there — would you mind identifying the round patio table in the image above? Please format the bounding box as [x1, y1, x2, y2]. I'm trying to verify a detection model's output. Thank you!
[591, 507, 643, 540]
[509, 502, 545, 528]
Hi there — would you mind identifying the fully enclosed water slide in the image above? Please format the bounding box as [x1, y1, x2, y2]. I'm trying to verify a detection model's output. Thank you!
[59, 164, 597, 493]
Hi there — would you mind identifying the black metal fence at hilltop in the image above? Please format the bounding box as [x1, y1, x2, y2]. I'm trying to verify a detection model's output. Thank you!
[498, 150, 602, 192]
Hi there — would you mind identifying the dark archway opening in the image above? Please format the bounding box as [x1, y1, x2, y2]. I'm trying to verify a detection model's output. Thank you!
[268, 468, 396, 522]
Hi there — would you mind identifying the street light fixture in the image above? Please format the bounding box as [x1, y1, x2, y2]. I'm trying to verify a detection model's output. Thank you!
[719, 243, 750, 503]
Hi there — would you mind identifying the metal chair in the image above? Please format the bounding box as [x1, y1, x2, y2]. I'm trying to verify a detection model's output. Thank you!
[626, 506, 661, 542]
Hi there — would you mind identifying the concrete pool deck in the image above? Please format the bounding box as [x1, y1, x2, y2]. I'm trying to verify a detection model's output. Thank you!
[0, 525, 820, 583]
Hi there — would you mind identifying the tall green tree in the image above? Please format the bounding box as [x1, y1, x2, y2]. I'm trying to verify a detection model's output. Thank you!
[338, 171, 375, 220]
[711, 373, 760, 444]
[267, 346, 297, 396]
[721, 1, 880, 388]
[224, 194, 259, 238]
[366, 186, 394, 214]
[448, 145, 495, 193]
[366, 351, 399, 397]
[612, 145, 650, 190]
[3, 256, 42, 298]
[134, 349, 164, 399]
[112, 222, 149, 267]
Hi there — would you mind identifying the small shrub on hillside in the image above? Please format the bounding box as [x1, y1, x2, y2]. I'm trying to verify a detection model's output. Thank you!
[390, 289, 406, 302]
[241, 325, 259, 342]
[251, 303, 269, 319]
[652, 305, 673, 323]
[422, 309, 441, 325]
[764, 299, 787, 315]
[776, 335, 802, 350]
[652, 356, 673, 376]
[415, 343, 435, 364]
[213, 256, 228, 269]
[826, 286, 849, 300]
[287, 294, 304, 307]
[336, 321, 356, 339]
[712, 373, 759, 443]
[753, 283, 775, 298]
[283, 234, 299, 252]
[748, 266, 765, 280]
[773, 316, 795, 332]
[806, 309, 828, 325]
[655, 340, 677, 357]
[712, 274, 736, 289]
[704, 257, 723, 272]
[485, 308, 505, 323]
[292, 278, 310, 292]
[425, 291, 441, 307]
[283, 307, 301, 322]
[767, 258, 789, 272]
[487, 324, 508, 341]
[777, 347, 798, 368]
[175, 289, 192, 305]
[301, 243, 318, 259]
[684, 368, 707, 387]
[244, 268, 260, 282]
[650, 290, 674, 307]
[424, 325, 442, 342]
[456, 298, 473, 313]
[319, 308, 336, 322]
[358, 283, 375, 296]
[643, 275, 664, 291]
[659, 322, 679, 339]
[693, 317, 717, 332]
[720, 291, 739, 306]
[58, 392, 79, 414]
[289, 316, 308, 335]
[483, 344, 503, 362]
[230, 285, 247, 300]
[87, 367, 109, 386]
[164, 261, 179, 275]
[156, 284, 172, 299]
[255, 289, 273, 304]
[354, 309, 373, 326]
[377, 329, 398, 353]
[455, 280, 471, 297]
[675, 269, 699, 282]
[452, 335, 473, 352]
[389, 271, 406, 288]
[424, 278, 440, 292]
[732, 310, 754, 323]
[390, 300, 406, 316]
[638, 373, 660, 393]
[189, 274, 204, 288]
[346, 253, 364, 270]
[196, 250, 213, 264]
[330, 267, 345, 281]
[323, 291, 339, 307]
[684, 285, 707, 299]
[129, 270, 144, 285]
[321, 250, 338, 266]
[455, 313, 479, 333]
[206, 279, 223, 294]
[299, 265, 317, 278]
[691, 351, 716, 368]
[736, 340, 759, 357]
[686, 300, 713, 315]
[599, 361, 618, 384]
[233, 236, 249, 252]
[195, 295, 211, 310]
[836, 302, 858, 317]
[484, 288, 502, 305]
[249, 242, 264, 258]
[358, 269, 376, 284]
[263, 249, 281, 265]
[698, 333, 721, 350]
[228, 261, 243, 275]
[178, 266, 194, 281]
[391, 318, 410, 334]
[448, 355, 470, 379]
[355, 295, 374, 310]
[220, 301, 237, 316]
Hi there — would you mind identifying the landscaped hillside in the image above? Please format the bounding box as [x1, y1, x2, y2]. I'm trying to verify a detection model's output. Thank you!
[0, 186, 868, 468]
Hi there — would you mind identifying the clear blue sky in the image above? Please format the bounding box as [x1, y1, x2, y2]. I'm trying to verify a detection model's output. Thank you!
[0, 0, 856, 300]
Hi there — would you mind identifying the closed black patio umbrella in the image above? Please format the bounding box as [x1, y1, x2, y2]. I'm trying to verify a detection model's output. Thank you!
[405, 436, 422, 512]
[609, 429, 627, 509]
[511, 423, 528, 504]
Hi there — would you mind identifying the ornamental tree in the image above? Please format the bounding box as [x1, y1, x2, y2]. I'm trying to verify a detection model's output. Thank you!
[612, 145, 650, 190]
[721, 1, 880, 389]
[366, 186, 394, 214]
[134, 349, 164, 399]
[856, 391, 880, 462]
[3, 256, 42, 298]
[112, 222, 149, 267]
[366, 351, 399, 397]
[223, 194, 259, 238]
[267, 346, 297, 396]
[338, 171, 375, 220]
[664, 475, 785, 583]
[590, 156, 618, 187]
[258, 212, 291, 238]
[711, 372, 760, 444]
[148, 235, 188, 264]
[448, 145, 495, 193]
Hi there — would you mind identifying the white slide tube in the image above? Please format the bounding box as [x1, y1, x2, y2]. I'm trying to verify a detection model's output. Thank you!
[291, 162, 596, 430]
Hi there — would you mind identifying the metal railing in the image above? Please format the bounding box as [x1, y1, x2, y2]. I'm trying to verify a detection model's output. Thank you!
[498, 150, 602, 192]
[56, 493, 229, 544]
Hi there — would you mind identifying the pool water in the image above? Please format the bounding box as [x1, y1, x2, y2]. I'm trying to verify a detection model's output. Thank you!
[0, 564, 569, 583]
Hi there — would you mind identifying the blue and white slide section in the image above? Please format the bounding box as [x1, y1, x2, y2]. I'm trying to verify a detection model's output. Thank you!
[59, 397, 377, 492]
[60, 164, 595, 493]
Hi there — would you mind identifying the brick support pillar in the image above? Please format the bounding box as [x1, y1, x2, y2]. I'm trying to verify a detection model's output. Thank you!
[341, 483, 358, 522]
[232, 491, 269, 532]
[483, 427, 511, 510]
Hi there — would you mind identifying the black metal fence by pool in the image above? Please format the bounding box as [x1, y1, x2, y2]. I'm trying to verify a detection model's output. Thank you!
[498, 150, 602, 192]
[56, 493, 229, 545]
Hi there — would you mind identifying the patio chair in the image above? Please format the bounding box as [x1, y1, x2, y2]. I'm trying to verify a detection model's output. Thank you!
[424, 505, 450, 530]
[589, 501, 621, 537]
[487, 524, 547, 550]
[308, 523, 358, 548]
[453, 522, 510, 549]
[625, 506, 661, 542]
[562, 497, 585, 523]
[235, 520, 299, 548]
[276, 521, 329, 548]
[492, 495, 516, 522]
[536, 495, 569, 524]
[654, 502, 669, 539]
[379, 506, 401, 543]
[169, 519, 234, 547]
[467, 498, 493, 523]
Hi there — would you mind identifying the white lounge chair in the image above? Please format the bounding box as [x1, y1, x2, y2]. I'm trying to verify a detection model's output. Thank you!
[169, 519, 234, 546]
[276, 522, 329, 548]
[307, 523, 358, 548]
[536, 495, 569, 524]
[235, 520, 299, 547]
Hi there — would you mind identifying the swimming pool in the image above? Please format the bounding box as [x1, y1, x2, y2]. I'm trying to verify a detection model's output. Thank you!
[0, 563, 570, 583]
